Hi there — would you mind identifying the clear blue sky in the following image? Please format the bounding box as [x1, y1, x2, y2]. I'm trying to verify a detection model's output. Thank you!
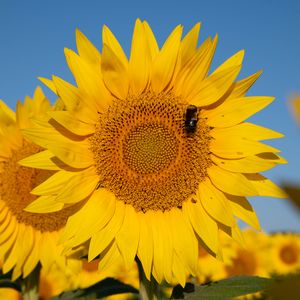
[1, 0, 299, 232]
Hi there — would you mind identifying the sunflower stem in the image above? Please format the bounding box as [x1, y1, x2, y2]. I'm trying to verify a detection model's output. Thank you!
[21, 264, 40, 300]
[137, 258, 161, 300]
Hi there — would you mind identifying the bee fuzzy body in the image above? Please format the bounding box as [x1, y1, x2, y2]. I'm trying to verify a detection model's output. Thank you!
[184, 105, 198, 134]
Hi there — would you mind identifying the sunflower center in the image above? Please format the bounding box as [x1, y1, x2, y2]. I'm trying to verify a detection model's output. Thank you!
[225, 249, 257, 276]
[89, 91, 212, 212]
[0, 140, 79, 232]
[123, 124, 178, 174]
[279, 244, 299, 265]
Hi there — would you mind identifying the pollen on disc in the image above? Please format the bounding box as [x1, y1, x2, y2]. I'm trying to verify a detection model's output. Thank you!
[89, 90, 212, 212]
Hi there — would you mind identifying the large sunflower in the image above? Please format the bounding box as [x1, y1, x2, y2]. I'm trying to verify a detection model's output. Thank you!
[21, 20, 286, 285]
[0, 87, 80, 280]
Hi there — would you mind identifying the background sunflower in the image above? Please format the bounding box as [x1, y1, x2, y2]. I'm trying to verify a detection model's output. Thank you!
[0, 87, 80, 279]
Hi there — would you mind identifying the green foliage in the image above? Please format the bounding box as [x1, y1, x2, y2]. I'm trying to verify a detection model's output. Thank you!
[49, 277, 138, 299]
[171, 276, 273, 300]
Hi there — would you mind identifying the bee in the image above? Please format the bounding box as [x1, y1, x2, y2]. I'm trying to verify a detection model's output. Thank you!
[184, 105, 198, 134]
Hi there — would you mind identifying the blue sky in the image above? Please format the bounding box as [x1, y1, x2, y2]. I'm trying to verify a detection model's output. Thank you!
[0, 0, 299, 232]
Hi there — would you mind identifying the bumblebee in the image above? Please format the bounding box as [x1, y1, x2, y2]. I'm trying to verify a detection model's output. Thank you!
[184, 105, 198, 134]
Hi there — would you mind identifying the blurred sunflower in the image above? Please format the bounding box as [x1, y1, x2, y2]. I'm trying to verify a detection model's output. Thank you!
[75, 260, 139, 300]
[0, 288, 20, 300]
[0, 261, 72, 300]
[291, 95, 300, 122]
[268, 233, 300, 275]
[70, 258, 138, 291]
[0, 87, 80, 279]
[21, 20, 286, 285]
[196, 230, 236, 284]
[222, 229, 269, 278]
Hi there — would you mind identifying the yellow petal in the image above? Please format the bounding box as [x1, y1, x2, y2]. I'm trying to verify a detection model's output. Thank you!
[61, 188, 116, 245]
[48, 111, 95, 136]
[257, 152, 287, 164]
[153, 211, 173, 283]
[169, 208, 198, 276]
[0, 212, 11, 237]
[142, 21, 159, 61]
[52, 76, 98, 124]
[147, 210, 163, 283]
[56, 170, 98, 204]
[218, 222, 245, 246]
[129, 19, 150, 95]
[244, 173, 287, 198]
[40, 232, 60, 270]
[23, 230, 41, 277]
[102, 25, 128, 68]
[34, 171, 76, 196]
[0, 122, 22, 148]
[116, 204, 139, 268]
[226, 194, 260, 230]
[0, 205, 9, 223]
[176, 36, 217, 98]
[210, 123, 284, 141]
[181, 23, 201, 66]
[0, 217, 17, 244]
[16, 226, 34, 276]
[229, 70, 262, 99]
[197, 179, 235, 227]
[151, 25, 183, 93]
[0, 100, 16, 127]
[88, 200, 125, 261]
[0, 138, 12, 158]
[65, 48, 111, 111]
[137, 212, 153, 281]
[102, 44, 129, 99]
[0, 221, 18, 258]
[211, 154, 278, 173]
[25, 196, 64, 213]
[19, 150, 62, 171]
[16, 100, 31, 129]
[38, 77, 57, 94]
[2, 224, 23, 273]
[208, 165, 257, 196]
[98, 242, 122, 272]
[22, 126, 94, 169]
[50, 141, 94, 169]
[184, 199, 218, 254]
[172, 252, 187, 287]
[76, 28, 101, 66]
[211, 50, 244, 74]
[203, 96, 274, 128]
[210, 136, 280, 159]
[189, 65, 241, 106]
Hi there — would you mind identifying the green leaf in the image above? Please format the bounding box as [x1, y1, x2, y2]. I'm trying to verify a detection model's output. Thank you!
[50, 277, 138, 299]
[265, 273, 300, 300]
[171, 276, 273, 300]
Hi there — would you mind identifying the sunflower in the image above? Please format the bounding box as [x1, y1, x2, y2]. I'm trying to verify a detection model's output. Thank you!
[21, 20, 286, 286]
[222, 228, 270, 278]
[268, 233, 300, 275]
[71, 259, 139, 300]
[291, 95, 300, 123]
[0, 87, 80, 280]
